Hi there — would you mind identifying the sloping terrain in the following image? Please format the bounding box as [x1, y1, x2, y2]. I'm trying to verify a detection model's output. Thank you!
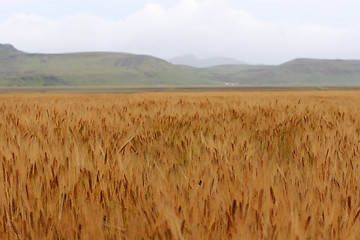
[0, 44, 216, 86]
[198, 59, 360, 85]
[168, 54, 246, 68]
[1, 44, 360, 86]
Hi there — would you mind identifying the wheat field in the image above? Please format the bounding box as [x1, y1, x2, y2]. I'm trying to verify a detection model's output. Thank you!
[0, 91, 360, 239]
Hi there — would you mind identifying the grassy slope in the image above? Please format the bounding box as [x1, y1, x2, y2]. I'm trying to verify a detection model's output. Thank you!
[0, 45, 217, 86]
[198, 59, 360, 85]
[1, 44, 360, 86]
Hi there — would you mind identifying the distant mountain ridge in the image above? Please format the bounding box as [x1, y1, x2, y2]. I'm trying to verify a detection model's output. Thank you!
[0, 44, 217, 86]
[0, 44, 359, 86]
[168, 55, 246, 68]
[0, 44, 24, 58]
[197, 58, 360, 85]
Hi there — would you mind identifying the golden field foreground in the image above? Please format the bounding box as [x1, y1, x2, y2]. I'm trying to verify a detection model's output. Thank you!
[0, 91, 360, 239]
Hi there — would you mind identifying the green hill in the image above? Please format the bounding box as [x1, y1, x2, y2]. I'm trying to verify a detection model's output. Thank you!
[1, 44, 359, 86]
[0, 44, 217, 86]
[198, 59, 360, 86]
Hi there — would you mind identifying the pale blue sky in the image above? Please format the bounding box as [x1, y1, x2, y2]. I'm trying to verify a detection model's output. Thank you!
[1, 0, 359, 64]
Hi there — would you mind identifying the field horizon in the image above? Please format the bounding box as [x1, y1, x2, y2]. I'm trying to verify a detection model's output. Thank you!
[1, 85, 360, 94]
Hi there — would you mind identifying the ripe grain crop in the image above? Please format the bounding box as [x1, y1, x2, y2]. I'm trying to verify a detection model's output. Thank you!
[0, 91, 360, 239]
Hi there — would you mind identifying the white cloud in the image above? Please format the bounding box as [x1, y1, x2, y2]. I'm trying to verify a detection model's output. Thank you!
[0, 0, 359, 64]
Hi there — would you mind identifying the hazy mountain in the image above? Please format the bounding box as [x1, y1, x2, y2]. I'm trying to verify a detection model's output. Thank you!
[0, 43, 24, 58]
[197, 59, 360, 85]
[0, 44, 359, 87]
[168, 55, 246, 68]
[0, 44, 217, 86]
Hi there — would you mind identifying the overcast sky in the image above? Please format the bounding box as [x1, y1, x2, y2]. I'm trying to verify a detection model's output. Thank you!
[0, 0, 359, 64]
